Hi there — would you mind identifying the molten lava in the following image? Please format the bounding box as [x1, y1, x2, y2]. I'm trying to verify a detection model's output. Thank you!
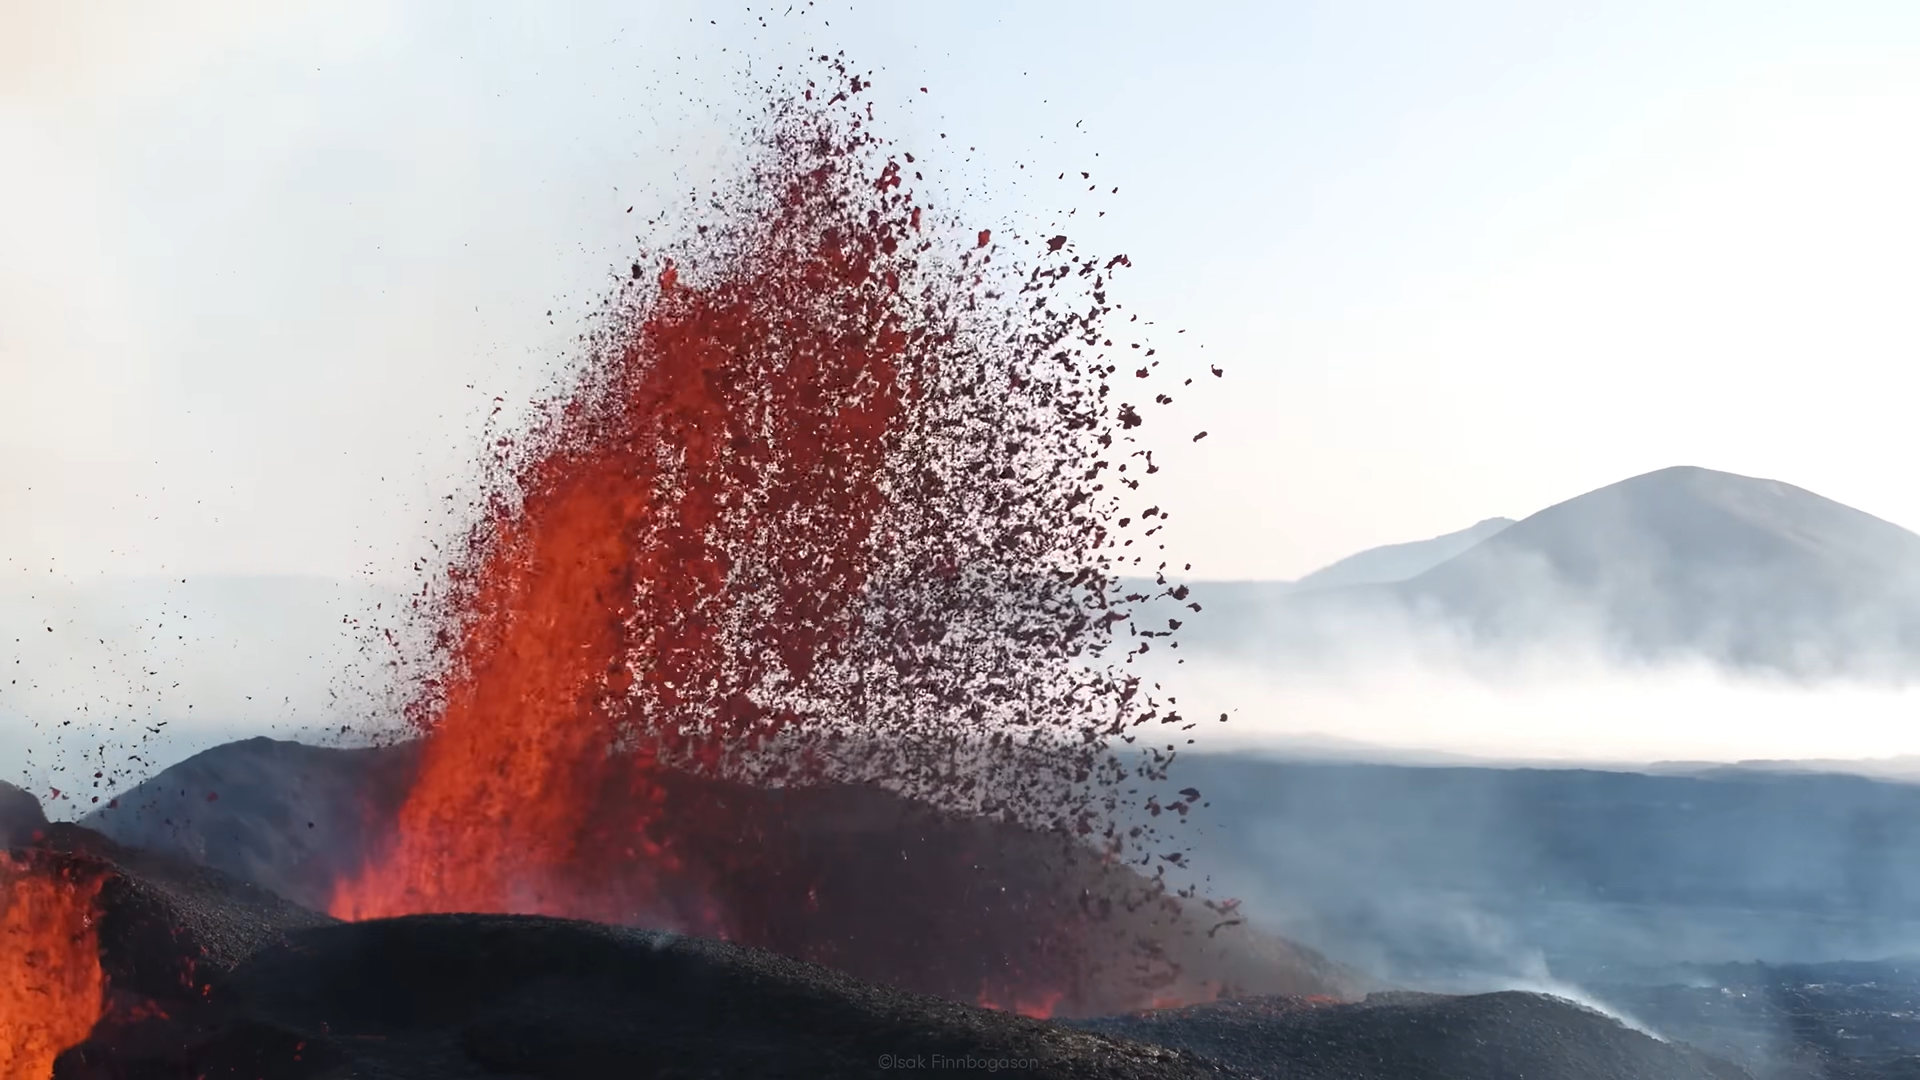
[334, 58, 1204, 1012]
[333, 236, 907, 926]
[1, 854, 105, 1080]
[333, 85, 916, 928]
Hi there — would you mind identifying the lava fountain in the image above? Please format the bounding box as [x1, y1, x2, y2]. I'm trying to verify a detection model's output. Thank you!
[333, 59, 1206, 1011]
[0, 854, 105, 1080]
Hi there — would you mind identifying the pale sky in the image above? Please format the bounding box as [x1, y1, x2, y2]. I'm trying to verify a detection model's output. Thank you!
[6, 1, 1919, 586]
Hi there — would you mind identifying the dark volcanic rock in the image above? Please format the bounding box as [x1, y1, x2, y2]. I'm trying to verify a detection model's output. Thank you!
[1076, 991, 1753, 1080]
[1, 777, 48, 847]
[84, 737, 422, 913]
[58, 913, 1246, 1080]
[91, 737, 1366, 1014]
[1594, 959, 1920, 1080]
[651, 770, 1365, 1013]
[19, 805, 1770, 1080]
[25, 823, 331, 1017]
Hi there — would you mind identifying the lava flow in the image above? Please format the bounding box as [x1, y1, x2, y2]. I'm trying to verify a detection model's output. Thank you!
[333, 59, 1203, 1012]
[0, 854, 105, 1080]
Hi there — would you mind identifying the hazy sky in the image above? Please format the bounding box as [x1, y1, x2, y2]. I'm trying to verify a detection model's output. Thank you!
[6, 1, 1920, 585]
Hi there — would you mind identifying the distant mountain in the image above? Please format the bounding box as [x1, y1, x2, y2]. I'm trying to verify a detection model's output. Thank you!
[1164, 467, 1920, 678]
[1646, 755, 1920, 784]
[1389, 466, 1920, 673]
[1123, 518, 1515, 654]
[1293, 517, 1514, 591]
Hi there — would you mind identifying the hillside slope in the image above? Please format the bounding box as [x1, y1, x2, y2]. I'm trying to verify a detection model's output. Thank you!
[1295, 517, 1515, 591]
[1392, 466, 1920, 670]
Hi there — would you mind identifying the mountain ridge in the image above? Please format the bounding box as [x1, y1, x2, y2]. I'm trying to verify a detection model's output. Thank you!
[1162, 466, 1920, 679]
[1294, 516, 1515, 591]
[1387, 466, 1920, 671]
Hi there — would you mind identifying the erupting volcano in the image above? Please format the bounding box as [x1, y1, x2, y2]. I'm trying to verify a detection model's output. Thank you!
[0, 855, 104, 1080]
[316, 57, 1211, 1015]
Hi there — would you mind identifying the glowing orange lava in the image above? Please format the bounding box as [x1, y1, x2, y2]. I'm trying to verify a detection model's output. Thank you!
[1, 855, 105, 1080]
[333, 101, 915, 927]
[330, 58, 1199, 1016]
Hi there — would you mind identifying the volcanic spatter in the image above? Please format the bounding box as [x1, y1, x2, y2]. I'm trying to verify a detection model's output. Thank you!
[333, 59, 1205, 1014]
